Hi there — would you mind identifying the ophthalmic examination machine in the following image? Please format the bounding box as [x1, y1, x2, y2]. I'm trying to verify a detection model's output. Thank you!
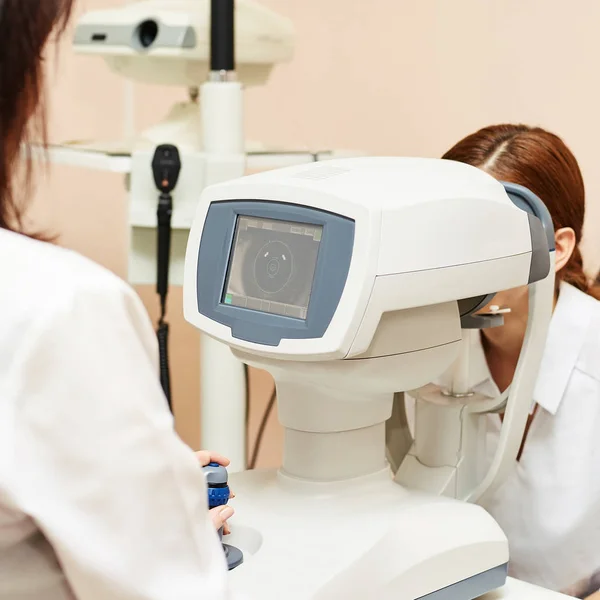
[185, 157, 573, 599]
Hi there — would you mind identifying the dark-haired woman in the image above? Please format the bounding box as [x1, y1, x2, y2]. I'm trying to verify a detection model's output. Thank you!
[0, 3, 236, 599]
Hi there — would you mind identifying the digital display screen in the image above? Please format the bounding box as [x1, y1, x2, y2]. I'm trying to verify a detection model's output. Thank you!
[222, 216, 323, 320]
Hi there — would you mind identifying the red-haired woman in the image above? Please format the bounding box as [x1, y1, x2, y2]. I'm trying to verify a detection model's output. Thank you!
[443, 124, 600, 599]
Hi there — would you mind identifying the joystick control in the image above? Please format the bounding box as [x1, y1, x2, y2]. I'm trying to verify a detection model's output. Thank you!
[203, 462, 244, 570]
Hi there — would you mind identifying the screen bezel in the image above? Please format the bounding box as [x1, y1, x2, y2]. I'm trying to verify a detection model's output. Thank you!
[195, 200, 355, 347]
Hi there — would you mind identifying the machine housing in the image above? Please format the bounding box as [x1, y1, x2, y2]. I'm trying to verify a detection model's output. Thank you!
[183, 157, 557, 599]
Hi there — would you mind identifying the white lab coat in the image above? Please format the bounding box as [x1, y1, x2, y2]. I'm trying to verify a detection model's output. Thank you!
[464, 282, 600, 597]
[0, 230, 236, 599]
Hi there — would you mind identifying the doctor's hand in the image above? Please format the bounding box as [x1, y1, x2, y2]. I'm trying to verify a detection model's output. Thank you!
[195, 451, 235, 535]
[209, 505, 235, 535]
[195, 450, 236, 499]
[195, 451, 230, 468]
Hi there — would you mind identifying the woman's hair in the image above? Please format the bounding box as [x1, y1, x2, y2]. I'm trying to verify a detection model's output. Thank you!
[0, 0, 74, 236]
[443, 124, 600, 300]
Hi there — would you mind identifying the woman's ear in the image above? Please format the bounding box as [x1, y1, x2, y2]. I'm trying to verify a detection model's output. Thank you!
[554, 227, 577, 273]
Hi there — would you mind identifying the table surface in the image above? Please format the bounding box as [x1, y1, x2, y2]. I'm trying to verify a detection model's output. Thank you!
[479, 578, 573, 599]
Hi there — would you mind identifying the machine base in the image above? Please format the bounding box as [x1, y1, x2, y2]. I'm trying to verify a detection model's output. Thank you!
[224, 543, 244, 570]
[224, 468, 509, 599]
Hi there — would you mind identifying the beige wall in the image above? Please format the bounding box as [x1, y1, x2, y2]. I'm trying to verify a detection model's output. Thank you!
[34, 0, 600, 467]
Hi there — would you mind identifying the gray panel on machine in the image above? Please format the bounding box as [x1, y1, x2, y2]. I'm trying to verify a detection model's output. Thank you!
[74, 22, 197, 51]
[417, 564, 508, 600]
[195, 200, 355, 346]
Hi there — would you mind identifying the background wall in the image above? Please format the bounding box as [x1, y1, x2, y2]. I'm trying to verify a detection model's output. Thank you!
[35, 0, 600, 468]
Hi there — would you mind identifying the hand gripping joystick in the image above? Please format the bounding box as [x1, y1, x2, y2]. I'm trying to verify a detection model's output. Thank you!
[203, 462, 244, 570]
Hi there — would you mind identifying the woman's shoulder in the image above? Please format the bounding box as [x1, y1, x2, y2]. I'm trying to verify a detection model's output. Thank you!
[579, 301, 600, 383]
[559, 283, 600, 383]
[0, 230, 158, 390]
[0, 229, 136, 325]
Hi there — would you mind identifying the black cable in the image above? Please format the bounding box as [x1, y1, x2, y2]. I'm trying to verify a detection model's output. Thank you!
[151, 145, 182, 412]
[157, 322, 171, 406]
[243, 363, 250, 468]
[249, 387, 277, 470]
[156, 191, 173, 409]
[156, 192, 172, 318]
[243, 364, 250, 424]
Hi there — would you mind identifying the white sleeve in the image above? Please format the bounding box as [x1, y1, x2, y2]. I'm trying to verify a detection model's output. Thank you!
[10, 279, 239, 600]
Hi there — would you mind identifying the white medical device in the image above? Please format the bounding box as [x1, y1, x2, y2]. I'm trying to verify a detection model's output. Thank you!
[72, 0, 294, 156]
[67, 1, 356, 467]
[73, 0, 294, 89]
[183, 157, 571, 599]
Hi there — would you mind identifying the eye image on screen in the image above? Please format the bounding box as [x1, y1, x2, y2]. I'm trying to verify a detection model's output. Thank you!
[222, 216, 323, 320]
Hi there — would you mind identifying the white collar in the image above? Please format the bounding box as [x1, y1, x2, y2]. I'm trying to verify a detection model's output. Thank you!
[533, 282, 596, 414]
[466, 282, 596, 415]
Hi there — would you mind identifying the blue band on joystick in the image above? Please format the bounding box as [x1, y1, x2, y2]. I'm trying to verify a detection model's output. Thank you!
[207, 485, 231, 508]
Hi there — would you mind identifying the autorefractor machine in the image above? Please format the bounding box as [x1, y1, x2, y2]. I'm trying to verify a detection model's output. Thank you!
[184, 157, 572, 599]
